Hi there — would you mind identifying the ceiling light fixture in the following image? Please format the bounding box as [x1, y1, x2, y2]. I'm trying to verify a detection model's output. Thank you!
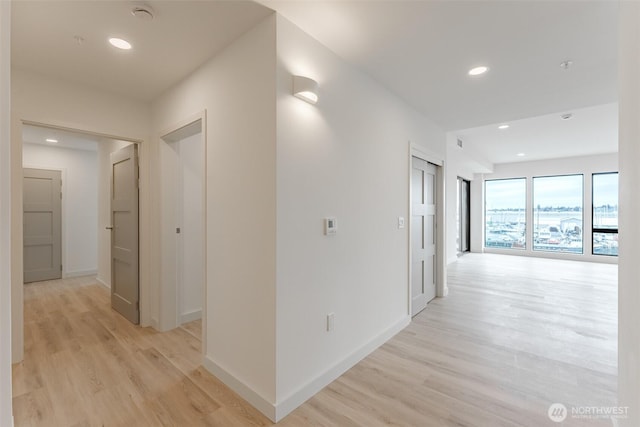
[108, 37, 132, 50]
[560, 60, 573, 70]
[516, 153, 525, 157]
[46, 138, 58, 144]
[498, 124, 509, 129]
[292, 75, 319, 105]
[561, 113, 573, 120]
[468, 66, 489, 76]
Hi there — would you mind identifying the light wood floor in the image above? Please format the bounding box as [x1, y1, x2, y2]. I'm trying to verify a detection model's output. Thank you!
[13, 254, 617, 426]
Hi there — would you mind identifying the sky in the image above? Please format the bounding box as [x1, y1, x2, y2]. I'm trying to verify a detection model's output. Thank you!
[533, 175, 583, 208]
[485, 178, 526, 210]
[485, 173, 618, 210]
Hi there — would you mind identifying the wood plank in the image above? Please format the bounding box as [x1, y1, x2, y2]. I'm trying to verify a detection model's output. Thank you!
[12, 255, 618, 426]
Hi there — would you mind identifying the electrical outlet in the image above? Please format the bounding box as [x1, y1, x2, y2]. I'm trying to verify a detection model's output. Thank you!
[398, 217, 405, 229]
[327, 313, 335, 332]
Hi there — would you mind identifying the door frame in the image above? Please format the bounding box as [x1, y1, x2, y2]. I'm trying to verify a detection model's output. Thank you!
[408, 143, 447, 317]
[158, 110, 207, 356]
[457, 176, 471, 254]
[12, 119, 146, 362]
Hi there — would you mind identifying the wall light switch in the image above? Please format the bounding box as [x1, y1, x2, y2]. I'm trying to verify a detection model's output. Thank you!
[398, 217, 405, 229]
[325, 217, 337, 235]
[327, 313, 335, 331]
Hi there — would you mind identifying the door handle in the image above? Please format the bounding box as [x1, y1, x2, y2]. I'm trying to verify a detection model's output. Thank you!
[106, 226, 113, 230]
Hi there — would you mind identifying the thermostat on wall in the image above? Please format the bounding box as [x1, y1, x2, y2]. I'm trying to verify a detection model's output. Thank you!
[325, 217, 337, 235]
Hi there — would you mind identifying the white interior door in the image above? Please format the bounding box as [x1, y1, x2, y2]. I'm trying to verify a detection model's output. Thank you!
[23, 168, 62, 283]
[109, 144, 139, 324]
[411, 157, 437, 315]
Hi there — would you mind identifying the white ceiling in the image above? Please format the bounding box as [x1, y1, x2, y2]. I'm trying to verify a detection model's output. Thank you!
[22, 125, 101, 151]
[11, 1, 273, 101]
[455, 103, 618, 165]
[12, 1, 619, 164]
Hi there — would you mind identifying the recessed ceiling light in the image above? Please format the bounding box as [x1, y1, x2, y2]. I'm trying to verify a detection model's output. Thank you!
[560, 60, 573, 70]
[108, 37, 132, 50]
[468, 66, 489, 76]
[46, 138, 58, 144]
[561, 113, 573, 120]
[498, 124, 509, 129]
[516, 153, 525, 157]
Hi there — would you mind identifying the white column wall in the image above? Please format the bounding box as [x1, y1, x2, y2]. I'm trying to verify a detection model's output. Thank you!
[0, 1, 13, 424]
[151, 15, 278, 411]
[274, 15, 446, 420]
[618, 2, 640, 425]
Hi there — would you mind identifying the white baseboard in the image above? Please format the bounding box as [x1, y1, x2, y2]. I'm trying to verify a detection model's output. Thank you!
[274, 316, 410, 421]
[95, 277, 110, 289]
[203, 357, 276, 421]
[202, 315, 410, 423]
[180, 309, 202, 324]
[63, 269, 97, 279]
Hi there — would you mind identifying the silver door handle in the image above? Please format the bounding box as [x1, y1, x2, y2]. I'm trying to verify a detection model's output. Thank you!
[106, 226, 113, 230]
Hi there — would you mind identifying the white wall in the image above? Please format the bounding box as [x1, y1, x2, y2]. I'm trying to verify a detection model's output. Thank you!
[152, 14, 278, 410]
[0, 1, 13, 424]
[618, 2, 640, 425]
[96, 139, 132, 287]
[11, 68, 150, 362]
[480, 153, 618, 263]
[445, 133, 493, 263]
[274, 15, 446, 419]
[22, 142, 99, 277]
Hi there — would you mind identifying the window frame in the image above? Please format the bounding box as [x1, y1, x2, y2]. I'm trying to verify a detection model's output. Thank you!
[592, 172, 618, 257]
[532, 173, 584, 254]
[484, 177, 527, 251]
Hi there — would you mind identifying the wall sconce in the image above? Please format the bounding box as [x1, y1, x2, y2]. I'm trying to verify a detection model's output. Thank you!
[292, 75, 319, 105]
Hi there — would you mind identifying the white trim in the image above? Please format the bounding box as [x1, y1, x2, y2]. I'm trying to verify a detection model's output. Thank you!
[63, 269, 97, 279]
[202, 315, 409, 423]
[150, 317, 159, 330]
[96, 276, 110, 289]
[410, 142, 444, 166]
[274, 316, 410, 422]
[483, 247, 618, 264]
[180, 309, 202, 324]
[21, 120, 142, 144]
[203, 356, 276, 421]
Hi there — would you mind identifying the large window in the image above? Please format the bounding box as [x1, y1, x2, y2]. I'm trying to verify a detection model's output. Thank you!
[485, 178, 526, 249]
[533, 175, 583, 254]
[593, 172, 618, 256]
